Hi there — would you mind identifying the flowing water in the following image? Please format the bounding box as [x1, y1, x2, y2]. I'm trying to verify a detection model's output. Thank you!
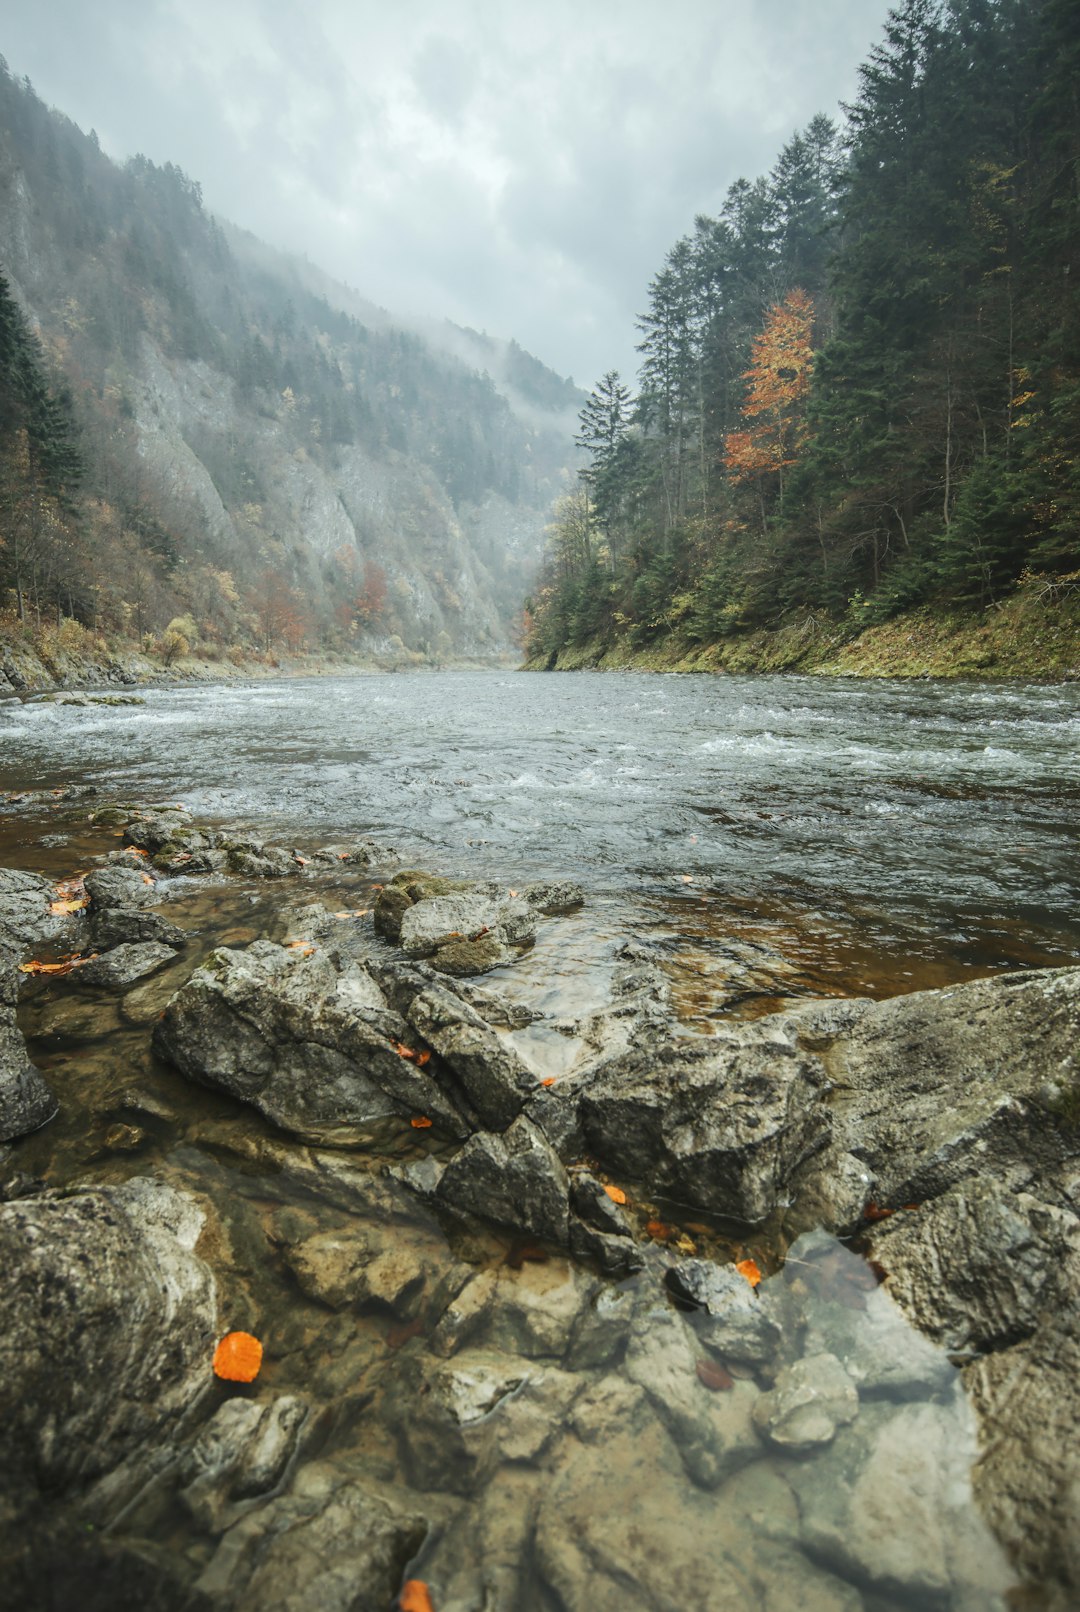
[2, 670, 1078, 1609]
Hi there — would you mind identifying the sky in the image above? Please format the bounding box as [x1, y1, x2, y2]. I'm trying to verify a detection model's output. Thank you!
[3, 0, 896, 387]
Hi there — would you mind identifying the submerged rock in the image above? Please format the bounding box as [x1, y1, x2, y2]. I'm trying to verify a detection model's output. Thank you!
[0, 866, 85, 955]
[78, 940, 179, 990]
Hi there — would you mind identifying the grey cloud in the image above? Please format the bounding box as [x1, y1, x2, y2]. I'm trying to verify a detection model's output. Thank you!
[3, 0, 896, 386]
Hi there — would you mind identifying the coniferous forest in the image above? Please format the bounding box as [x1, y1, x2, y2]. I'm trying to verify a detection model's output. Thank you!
[525, 0, 1080, 665]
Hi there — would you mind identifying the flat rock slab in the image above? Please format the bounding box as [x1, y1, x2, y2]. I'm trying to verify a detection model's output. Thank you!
[0, 954, 57, 1140]
[79, 941, 179, 990]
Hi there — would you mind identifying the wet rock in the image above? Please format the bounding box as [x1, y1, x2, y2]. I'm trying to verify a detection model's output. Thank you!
[310, 840, 381, 866]
[406, 980, 538, 1129]
[565, 1283, 637, 1373]
[102, 1122, 147, 1153]
[580, 1022, 830, 1222]
[786, 1399, 1013, 1608]
[786, 966, 1080, 1211]
[624, 1301, 761, 1490]
[224, 841, 304, 879]
[0, 954, 57, 1141]
[399, 889, 535, 959]
[195, 1463, 426, 1611]
[123, 808, 196, 855]
[78, 941, 178, 990]
[429, 931, 514, 976]
[521, 880, 584, 915]
[0, 866, 83, 953]
[0, 1178, 216, 1516]
[869, 1176, 1080, 1355]
[180, 1396, 307, 1533]
[372, 883, 414, 942]
[85, 864, 161, 912]
[790, 1231, 954, 1401]
[284, 1227, 430, 1317]
[90, 906, 189, 951]
[429, 1267, 499, 1357]
[391, 1348, 577, 1495]
[437, 1115, 570, 1245]
[154, 941, 467, 1145]
[666, 1258, 783, 1369]
[483, 1257, 600, 1361]
[752, 1352, 858, 1454]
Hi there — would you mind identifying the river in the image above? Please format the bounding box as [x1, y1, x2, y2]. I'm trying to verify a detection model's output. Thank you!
[2, 668, 1078, 1609]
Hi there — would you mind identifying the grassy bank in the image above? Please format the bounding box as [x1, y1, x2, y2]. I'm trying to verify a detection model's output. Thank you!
[524, 585, 1080, 682]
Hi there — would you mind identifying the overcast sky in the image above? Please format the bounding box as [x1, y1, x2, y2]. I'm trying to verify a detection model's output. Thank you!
[4, 0, 895, 386]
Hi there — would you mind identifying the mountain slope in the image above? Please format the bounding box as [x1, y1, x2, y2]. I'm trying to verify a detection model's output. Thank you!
[0, 60, 580, 660]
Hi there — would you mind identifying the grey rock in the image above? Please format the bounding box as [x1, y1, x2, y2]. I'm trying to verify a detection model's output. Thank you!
[0, 953, 57, 1141]
[666, 1258, 783, 1369]
[0, 865, 84, 953]
[181, 1396, 307, 1533]
[437, 1114, 570, 1244]
[406, 981, 538, 1129]
[90, 906, 190, 951]
[78, 941, 178, 990]
[752, 1352, 859, 1454]
[869, 1176, 1080, 1354]
[85, 863, 162, 912]
[195, 1463, 426, 1611]
[0, 1178, 216, 1514]
[311, 840, 381, 866]
[521, 880, 584, 915]
[624, 1301, 762, 1490]
[154, 941, 467, 1144]
[580, 1022, 830, 1222]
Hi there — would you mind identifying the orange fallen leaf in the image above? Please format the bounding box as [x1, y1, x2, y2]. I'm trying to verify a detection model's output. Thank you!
[735, 1258, 763, 1289]
[540, 1077, 557, 1088]
[125, 846, 149, 857]
[212, 1330, 263, 1382]
[415, 1050, 432, 1067]
[399, 1581, 435, 1612]
[863, 1201, 894, 1222]
[603, 1184, 628, 1206]
[681, 874, 693, 884]
[410, 1115, 433, 1129]
[49, 897, 89, 915]
[286, 941, 316, 956]
[645, 1218, 673, 1240]
[294, 855, 309, 866]
[508, 889, 519, 898]
[141, 873, 154, 885]
[696, 1357, 734, 1392]
[19, 952, 98, 977]
[393, 1042, 419, 1061]
[337, 852, 349, 861]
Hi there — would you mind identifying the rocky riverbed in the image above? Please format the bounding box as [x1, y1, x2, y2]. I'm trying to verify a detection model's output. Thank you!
[1, 797, 1078, 1611]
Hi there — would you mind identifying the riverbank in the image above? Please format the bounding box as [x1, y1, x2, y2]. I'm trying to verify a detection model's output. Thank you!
[525, 586, 1080, 681]
[0, 619, 515, 697]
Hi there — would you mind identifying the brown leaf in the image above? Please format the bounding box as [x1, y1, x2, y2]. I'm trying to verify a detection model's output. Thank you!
[603, 1184, 628, 1206]
[696, 1358, 734, 1392]
[540, 1077, 557, 1088]
[415, 1049, 432, 1067]
[49, 897, 89, 915]
[645, 1218, 673, 1241]
[410, 1115, 433, 1129]
[863, 1201, 895, 1222]
[386, 1317, 425, 1350]
[393, 1042, 419, 1061]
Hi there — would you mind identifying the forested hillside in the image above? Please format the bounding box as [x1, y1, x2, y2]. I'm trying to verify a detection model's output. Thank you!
[525, 0, 1080, 667]
[0, 60, 579, 667]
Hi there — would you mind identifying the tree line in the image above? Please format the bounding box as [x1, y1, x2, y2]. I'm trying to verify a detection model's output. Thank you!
[525, 0, 1080, 661]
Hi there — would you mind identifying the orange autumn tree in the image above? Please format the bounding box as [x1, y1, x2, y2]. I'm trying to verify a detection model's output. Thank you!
[724, 288, 815, 529]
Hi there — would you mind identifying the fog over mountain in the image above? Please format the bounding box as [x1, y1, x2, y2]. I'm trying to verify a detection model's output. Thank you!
[3, 0, 895, 386]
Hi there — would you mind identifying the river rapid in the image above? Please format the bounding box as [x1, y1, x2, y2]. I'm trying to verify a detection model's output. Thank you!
[2, 669, 1079, 1611]
[3, 669, 1078, 1001]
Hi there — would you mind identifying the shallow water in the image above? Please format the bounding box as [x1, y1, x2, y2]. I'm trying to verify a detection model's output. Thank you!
[3, 669, 1075, 1607]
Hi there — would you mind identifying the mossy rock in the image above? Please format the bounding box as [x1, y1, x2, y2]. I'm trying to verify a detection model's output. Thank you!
[430, 934, 512, 977]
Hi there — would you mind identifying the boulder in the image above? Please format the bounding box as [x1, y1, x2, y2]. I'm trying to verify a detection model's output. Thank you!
[437, 1115, 571, 1245]
[0, 954, 57, 1141]
[85, 864, 161, 912]
[0, 866, 84, 954]
[405, 980, 538, 1129]
[580, 1022, 830, 1222]
[154, 941, 468, 1144]
[78, 941, 178, 990]
[90, 907, 189, 951]
[0, 1178, 216, 1516]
